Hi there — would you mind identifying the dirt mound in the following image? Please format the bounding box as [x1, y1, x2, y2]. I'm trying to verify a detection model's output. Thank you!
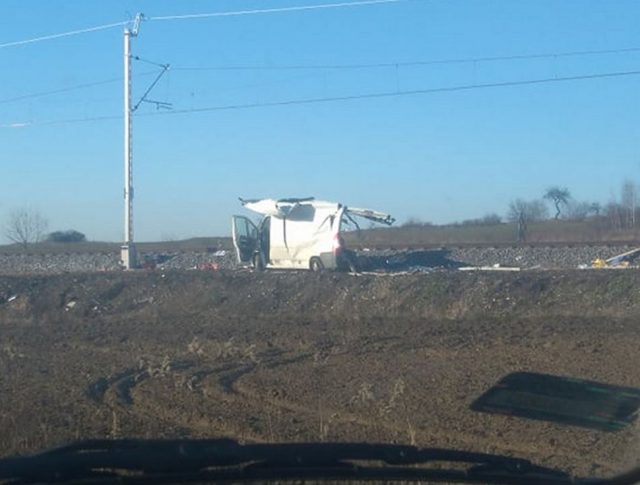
[2, 270, 638, 324]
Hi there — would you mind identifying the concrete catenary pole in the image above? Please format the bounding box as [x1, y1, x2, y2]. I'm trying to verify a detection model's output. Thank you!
[120, 14, 142, 269]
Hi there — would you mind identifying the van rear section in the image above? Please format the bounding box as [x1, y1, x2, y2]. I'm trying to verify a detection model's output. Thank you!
[326, 233, 355, 272]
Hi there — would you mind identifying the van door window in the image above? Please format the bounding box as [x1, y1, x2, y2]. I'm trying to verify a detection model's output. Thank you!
[232, 216, 258, 263]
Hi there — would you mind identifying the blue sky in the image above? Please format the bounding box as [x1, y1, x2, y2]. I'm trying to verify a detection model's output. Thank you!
[1, 0, 640, 241]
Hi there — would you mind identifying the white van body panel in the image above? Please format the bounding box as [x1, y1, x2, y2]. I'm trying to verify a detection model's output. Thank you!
[266, 203, 343, 269]
[233, 197, 393, 271]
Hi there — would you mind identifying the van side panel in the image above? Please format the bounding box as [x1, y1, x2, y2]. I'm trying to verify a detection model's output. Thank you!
[268, 217, 290, 265]
[267, 204, 339, 269]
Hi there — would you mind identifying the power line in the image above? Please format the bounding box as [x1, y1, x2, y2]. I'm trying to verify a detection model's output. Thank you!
[0, 78, 121, 104]
[4, 45, 638, 106]
[0, 20, 128, 49]
[5, 43, 638, 105]
[0, 114, 120, 128]
[148, 0, 403, 21]
[0, 71, 159, 105]
[6, 68, 640, 128]
[173, 46, 640, 72]
[142, 69, 640, 115]
[0, 0, 404, 50]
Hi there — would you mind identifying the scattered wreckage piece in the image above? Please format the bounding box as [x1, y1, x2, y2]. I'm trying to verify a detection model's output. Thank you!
[232, 197, 394, 272]
[592, 247, 640, 268]
[459, 264, 521, 272]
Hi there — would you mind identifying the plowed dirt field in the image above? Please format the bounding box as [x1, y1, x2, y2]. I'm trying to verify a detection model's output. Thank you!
[1, 269, 639, 478]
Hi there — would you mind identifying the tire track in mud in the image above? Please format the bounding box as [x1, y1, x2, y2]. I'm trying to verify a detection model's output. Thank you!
[84, 351, 316, 439]
[83, 349, 594, 471]
[80, 348, 614, 473]
[117, 350, 406, 441]
[86, 360, 194, 405]
[190, 350, 419, 441]
[84, 359, 246, 440]
[113, 361, 266, 441]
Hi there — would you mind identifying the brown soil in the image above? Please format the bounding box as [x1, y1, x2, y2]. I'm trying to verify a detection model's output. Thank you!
[1, 269, 640, 479]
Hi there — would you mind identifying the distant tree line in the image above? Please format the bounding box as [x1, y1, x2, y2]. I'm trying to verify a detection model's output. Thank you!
[401, 218, 434, 228]
[400, 178, 640, 243]
[507, 180, 640, 241]
[3, 207, 86, 247]
[605, 179, 638, 230]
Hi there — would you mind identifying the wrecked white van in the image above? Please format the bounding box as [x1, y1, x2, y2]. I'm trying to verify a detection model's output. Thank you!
[232, 197, 394, 271]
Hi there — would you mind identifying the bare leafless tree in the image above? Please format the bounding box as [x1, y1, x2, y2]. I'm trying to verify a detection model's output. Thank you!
[507, 199, 548, 223]
[4, 207, 49, 248]
[565, 200, 601, 221]
[507, 198, 549, 242]
[606, 201, 623, 231]
[621, 179, 637, 228]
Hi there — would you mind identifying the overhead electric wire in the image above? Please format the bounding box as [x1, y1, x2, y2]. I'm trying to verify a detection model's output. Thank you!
[0, 20, 128, 49]
[0, 0, 401, 50]
[148, 0, 403, 21]
[0, 114, 120, 128]
[0, 71, 159, 105]
[142, 69, 640, 116]
[5, 43, 639, 106]
[0, 78, 121, 104]
[173, 46, 640, 72]
[6, 68, 640, 128]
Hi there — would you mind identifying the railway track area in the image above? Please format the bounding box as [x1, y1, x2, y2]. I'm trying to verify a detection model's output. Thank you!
[0, 243, 636, 274]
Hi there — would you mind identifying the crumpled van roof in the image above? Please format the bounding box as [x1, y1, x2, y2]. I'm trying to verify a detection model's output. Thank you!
[239, 197, 339, 218]
[239, 197, 395, 226]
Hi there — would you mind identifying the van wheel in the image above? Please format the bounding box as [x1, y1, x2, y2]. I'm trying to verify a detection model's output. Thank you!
[309, 257, 324, 272]
[252, 253, 265, 271]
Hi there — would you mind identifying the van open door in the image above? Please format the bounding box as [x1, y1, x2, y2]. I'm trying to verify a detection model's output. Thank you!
[232, 216, 259, 264]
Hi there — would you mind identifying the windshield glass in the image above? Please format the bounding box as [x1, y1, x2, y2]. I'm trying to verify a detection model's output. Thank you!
[2, 0, 640, 481]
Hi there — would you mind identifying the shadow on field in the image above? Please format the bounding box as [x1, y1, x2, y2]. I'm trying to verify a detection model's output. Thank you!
[355, 249, 464, 272]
